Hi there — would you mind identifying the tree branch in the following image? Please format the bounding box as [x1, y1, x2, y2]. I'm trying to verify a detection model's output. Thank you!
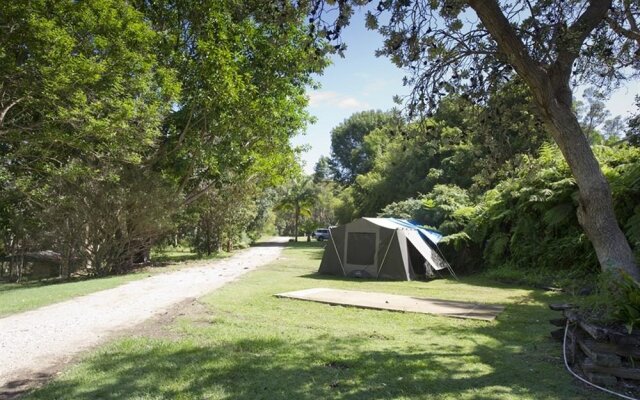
[467, 0, 548, 93]
[0, 97, 23, 129]
[607, 16, 640, 44]
[552, 0, 612, 81]
[624, 0, 639, 33]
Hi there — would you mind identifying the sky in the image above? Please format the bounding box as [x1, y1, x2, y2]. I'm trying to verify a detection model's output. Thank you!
[291, 8, 640, 175]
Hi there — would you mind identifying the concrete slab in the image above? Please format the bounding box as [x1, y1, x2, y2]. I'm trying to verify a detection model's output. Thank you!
[275, 288, 504, 321]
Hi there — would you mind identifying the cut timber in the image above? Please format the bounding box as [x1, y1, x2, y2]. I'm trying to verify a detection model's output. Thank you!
[566, 326, 577, 365]
[580, 338, 640, 359]
[581, 370, 618, 387]
[549, 303, 575, 311]
[550, 328, 565, 342]
[276, 288, 504, 321]
[582, 358, 640, 381]
[578, 338, 622, 367]
[565, 310, 608, 341]
[611, 333, 640, 348]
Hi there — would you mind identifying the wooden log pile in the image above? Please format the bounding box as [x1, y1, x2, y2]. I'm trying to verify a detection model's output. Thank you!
[549, 303, 640, 388]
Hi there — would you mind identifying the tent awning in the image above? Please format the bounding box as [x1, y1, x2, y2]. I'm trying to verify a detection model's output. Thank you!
[404, 230, 448, 271]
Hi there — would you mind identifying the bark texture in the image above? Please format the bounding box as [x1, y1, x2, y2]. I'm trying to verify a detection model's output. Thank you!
[468, 0, 640, 280]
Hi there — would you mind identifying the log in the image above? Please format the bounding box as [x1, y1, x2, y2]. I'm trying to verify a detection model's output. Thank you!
[579, 321, 610, 341]
[551, 328, 565, 342]
[611, 333, 640, 348]
[580, 338, 640, 359]
[549, 303, 575, 311]
[582, 358, 640, 381]
[578, 338, 622, 367]
[566, 326, 577, 365]
[581, 370, 618, 386]
[564, 310, 609, 341]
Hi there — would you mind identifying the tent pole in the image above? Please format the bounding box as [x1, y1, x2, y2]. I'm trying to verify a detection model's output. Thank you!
[376, 230, 397, 278]
[329, 229, 346, 276]
[434, 245, 458, 280]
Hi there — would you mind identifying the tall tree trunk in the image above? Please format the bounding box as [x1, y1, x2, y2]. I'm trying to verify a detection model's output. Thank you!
[540, 97, 640, 280]
[294, 206, 300, 242]
[469, 0, 640, 280]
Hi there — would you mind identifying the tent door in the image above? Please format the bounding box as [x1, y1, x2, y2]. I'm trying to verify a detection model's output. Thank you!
[407, 241, 427, 277]
[343, 223, 379, 278]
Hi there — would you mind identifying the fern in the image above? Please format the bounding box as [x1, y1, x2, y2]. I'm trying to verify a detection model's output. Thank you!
[543, 203, 575, 228]
[625, 206, 640, 247]
[485, 232, 510, 267]
[441, 231, 471, 250]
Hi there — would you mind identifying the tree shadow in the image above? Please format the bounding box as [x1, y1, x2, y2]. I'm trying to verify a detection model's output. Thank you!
[26, 300, 598, 399]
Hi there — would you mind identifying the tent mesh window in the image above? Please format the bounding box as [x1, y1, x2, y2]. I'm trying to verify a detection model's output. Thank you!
[346, 232, 376, 265]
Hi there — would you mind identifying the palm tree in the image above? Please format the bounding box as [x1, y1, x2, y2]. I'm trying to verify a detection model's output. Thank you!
[276, 177, 317, 242]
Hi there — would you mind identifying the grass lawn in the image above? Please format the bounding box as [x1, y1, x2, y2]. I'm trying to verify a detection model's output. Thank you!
[25, 242, 605, 400]
[0, 249, 230, 318]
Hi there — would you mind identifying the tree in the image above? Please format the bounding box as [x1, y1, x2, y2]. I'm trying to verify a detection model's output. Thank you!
[628, 96, 640, 145]
[0, 0, 178, 277]
[576, 88, 610, 143]
[137, 0, 327, 206]
[191, 177, 260, 255]
[276, 177, 317, 242]
[311, 0, 640, 279]
[329, 110, 400, 184]
[313, 156, 333, 183]
[0, 0, 328, 277]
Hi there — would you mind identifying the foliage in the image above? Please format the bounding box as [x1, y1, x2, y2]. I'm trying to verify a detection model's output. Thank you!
[328, 110, 401, 184]
[313, 156, 333, 183]
[628, 96, 640, 146]
[0, 0, 327, 278]
[311, 0, 640, 111]
[275, 176, 318, 241]
[332, 123, 640, 285]
[330, 80, 549, 220]
[378, 198, 428, 223]
[456, 144, 640, 279]
[612, 272, 640, 333]
[421, 185, 471, 234]
[333, 186, 358, 224]
[189, 177, 261, 255]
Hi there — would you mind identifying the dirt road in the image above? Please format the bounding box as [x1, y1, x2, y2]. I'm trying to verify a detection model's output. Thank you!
[0, 239, 287, 396]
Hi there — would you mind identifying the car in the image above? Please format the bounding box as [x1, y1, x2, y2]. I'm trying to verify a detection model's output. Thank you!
[314, 228, 330, 241]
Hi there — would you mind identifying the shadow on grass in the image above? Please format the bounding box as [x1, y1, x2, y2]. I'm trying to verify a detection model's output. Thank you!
[0, 274, 120, 293]
[0, 281, 52, 293]
[27, 299, 586, 400]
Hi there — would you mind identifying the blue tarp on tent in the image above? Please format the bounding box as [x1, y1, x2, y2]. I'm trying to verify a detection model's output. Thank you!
[389, 218, 443, 245]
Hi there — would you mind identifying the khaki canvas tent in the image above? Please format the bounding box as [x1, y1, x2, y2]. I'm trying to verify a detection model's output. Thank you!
[318, 218, 455, 281]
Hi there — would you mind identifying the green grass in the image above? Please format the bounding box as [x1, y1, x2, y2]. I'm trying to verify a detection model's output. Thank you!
[0, 249, 230, 318]
[0, 274, 147, 317]
[151, 245, 232, 263]
[25, 241, 606, 399]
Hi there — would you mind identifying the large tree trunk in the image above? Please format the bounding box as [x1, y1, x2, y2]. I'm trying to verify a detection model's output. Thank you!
[541, 97, 640, 280]
[469, 0, 640, 280]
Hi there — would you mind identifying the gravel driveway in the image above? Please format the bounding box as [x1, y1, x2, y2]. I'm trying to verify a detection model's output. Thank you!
[0, 239, 287, 395]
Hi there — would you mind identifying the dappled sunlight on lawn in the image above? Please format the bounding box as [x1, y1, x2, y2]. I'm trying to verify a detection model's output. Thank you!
[26, 242, 602, 400]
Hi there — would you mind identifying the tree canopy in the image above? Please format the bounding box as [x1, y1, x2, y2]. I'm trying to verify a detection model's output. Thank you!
[0, 0, 328, 278]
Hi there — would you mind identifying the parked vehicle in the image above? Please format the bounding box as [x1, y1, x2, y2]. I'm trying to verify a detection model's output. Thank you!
[313, 228, 330, 241]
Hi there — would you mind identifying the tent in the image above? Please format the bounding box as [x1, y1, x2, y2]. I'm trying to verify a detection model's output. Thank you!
[318, 218, 455, 281]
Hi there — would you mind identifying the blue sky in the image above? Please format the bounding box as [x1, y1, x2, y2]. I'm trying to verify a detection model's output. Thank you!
[292, 8, 640, 174]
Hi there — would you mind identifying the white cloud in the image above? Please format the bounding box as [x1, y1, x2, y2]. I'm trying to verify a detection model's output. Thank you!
[308, 90, 370, 110]
[337, 97, 366, 108]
